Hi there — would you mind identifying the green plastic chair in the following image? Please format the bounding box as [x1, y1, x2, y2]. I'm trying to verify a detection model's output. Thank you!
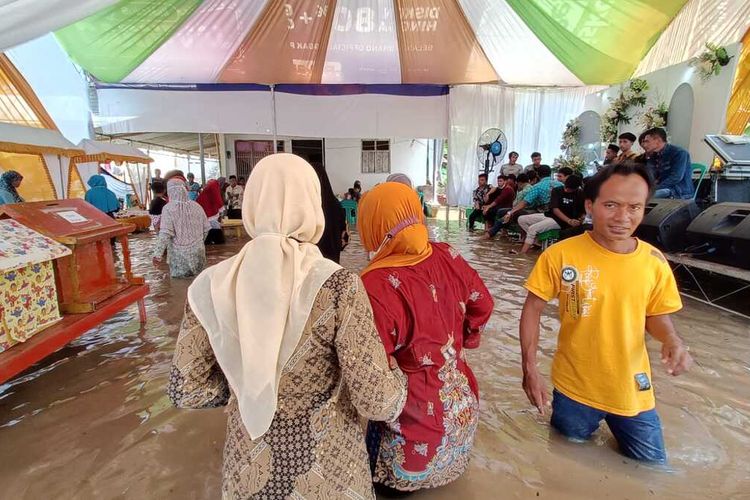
[537, 229, 560, 250]
[691, 163, 708, 201]
[341, 199, 358, 226]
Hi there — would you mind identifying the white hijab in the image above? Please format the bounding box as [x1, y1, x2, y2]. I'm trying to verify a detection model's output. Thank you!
[187, 154, 341, 439]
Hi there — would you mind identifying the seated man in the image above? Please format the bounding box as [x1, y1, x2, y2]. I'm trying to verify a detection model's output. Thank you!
[468, 173, 491, 230]
[555, 166, 574, 183]
[516, 175, 585, 254]
[525, 152, 542, 174]
[603, 144, 620, 165]
[501, 151, 524, 177]
[485, 173, 531, 239]
[642, 127, 694, 199]
[482, 175, 515, 226]
[493, 165, 563, 239]
[616, 133, 637, 163]
[520, 162, 692, 463]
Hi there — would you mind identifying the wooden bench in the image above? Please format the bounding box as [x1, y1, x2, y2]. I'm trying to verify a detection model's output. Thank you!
[221, 219, 245, 239]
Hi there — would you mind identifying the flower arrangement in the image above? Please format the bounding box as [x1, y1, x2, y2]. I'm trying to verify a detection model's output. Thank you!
[560, 118, 581, 152]
[553, 153, 585, 174]
[640, 101, 668, 129]
[600, 78, 649, 143]
[691, 43, 733, 81]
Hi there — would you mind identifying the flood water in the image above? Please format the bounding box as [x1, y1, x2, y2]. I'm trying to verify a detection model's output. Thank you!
[0, 223, 748, 499]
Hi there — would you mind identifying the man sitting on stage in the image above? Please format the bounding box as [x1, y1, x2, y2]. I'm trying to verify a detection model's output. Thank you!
[520, 162, 692, 463]
[642, 127, 694, 199]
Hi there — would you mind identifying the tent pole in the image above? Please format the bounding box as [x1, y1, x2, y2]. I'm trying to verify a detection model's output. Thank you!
[58, 155, 65, 199]
[198, 132, 206, 185]
[271, 84, 278, 153]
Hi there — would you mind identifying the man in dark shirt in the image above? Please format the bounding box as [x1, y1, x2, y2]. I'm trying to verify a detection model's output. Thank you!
[516, 175, 584, 253]
[468, 173, 491, 230]
[642, 127, 694, 199]
[148, 180, 168, 231]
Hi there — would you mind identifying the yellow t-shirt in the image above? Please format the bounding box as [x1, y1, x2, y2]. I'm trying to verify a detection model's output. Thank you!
[524, 232, 682, 416]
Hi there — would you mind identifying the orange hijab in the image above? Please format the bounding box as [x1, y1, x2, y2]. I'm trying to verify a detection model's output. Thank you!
[359, 182, 433, 276]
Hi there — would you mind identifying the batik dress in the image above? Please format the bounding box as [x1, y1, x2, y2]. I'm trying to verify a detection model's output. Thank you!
[168, 270, 408, 499]
[362, 243, 494, 491]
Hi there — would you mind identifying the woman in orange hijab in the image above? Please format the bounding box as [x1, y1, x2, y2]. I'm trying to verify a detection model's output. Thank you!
[359, 182, 494, 496]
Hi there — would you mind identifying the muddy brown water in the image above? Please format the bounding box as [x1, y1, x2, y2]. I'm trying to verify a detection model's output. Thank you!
[0, 223, 748, 499]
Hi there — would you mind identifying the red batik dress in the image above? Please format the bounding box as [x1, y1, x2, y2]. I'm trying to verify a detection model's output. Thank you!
[362, 242, 494, 491]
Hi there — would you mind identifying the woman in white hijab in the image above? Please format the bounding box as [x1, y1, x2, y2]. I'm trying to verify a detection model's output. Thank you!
[168, 154, 406, 499]
[152, 179, 210, 278]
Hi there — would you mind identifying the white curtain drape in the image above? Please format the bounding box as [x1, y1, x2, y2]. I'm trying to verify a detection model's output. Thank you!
[634, 0, 750, 77]
[42, 153, 70, 199]
[125, 162, 150, 205]
[447, 85, 592, 206]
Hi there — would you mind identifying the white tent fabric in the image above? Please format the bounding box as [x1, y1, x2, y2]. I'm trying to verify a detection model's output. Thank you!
[0, 121, 82, 152]
[0, 0, 117, 52]
[101, 170, 135, 202]
[77, 138, 152, 162]
[95, 86, 448, 139]
[448, 85, 591, 205]
[635, 0, 750, 77]
[124, 0, 266, 84]
[43, 153, 71, 199]
[76, 161, 100, 187]
[458, 0, 583, 86]
[321, 0, 401, 84]
[125, 163, 149, 205]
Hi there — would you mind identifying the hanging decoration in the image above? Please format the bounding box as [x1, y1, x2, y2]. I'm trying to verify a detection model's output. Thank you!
[600, 78, 649, 143]
[691, 43, 733, 82]
[640, 101, 669, 129]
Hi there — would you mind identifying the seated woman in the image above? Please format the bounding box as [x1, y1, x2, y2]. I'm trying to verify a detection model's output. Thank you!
[85, 174, 120, 217]
[359, 182, 494, 495]
[196, 179, 226, 245]
[168, 154, 407, 498]
[152, 179, 210, 278]
[0, 170, 24, 205]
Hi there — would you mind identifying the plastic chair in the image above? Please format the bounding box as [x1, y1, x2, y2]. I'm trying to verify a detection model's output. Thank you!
[537, 229, 560, 250]
[691, 163, 708, 201]
[341, 199, 358, 226]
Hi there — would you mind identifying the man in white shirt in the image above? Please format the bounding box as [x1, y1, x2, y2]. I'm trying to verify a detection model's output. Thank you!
[500, 151, 523, 177]
[225, 175, 244, 219]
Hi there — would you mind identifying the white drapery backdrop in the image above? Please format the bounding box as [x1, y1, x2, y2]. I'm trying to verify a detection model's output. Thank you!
[447, 85, 594, 206]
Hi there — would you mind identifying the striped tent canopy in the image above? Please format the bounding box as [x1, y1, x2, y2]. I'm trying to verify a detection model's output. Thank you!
[49, 0, 700, 86]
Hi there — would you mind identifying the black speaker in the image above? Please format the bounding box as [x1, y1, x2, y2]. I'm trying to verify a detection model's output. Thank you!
[686, 202, 750, 269]
[635, 199, 700, 251]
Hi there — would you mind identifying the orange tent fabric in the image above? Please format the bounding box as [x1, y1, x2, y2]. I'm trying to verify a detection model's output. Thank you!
[726, 29, 750, 135]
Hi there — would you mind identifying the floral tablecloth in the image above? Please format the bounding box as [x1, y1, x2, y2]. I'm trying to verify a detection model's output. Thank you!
[0, 219, 68, 353]
[0, 219, 71, 272]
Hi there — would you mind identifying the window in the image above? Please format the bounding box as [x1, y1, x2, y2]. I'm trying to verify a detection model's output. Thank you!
[234, 140, 285, 178]
[361, 140, 390, 174]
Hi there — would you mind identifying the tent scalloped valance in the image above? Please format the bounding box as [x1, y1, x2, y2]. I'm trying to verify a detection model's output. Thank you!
[0, 141, 84, 157]
[72, 153, 153, 165]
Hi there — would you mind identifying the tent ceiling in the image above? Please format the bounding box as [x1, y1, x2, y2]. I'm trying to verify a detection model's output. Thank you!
[97, 132, 219, 157]
[49, 0, 709, 86]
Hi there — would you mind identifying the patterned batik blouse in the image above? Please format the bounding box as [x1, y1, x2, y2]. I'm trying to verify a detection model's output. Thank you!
[168, 269, 408, 499]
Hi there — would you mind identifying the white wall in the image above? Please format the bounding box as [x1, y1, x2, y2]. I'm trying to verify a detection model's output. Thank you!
[584, 42, 741, 166]
[223, 134, 429, 194]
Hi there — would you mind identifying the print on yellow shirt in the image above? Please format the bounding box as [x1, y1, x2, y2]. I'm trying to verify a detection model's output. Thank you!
[525, 232, 682, 417]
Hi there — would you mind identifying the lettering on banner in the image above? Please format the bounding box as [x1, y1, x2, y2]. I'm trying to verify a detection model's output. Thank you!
[334, 6, 394, 33]
[400, 6, 440, 32]
[285, 3, 329, 31]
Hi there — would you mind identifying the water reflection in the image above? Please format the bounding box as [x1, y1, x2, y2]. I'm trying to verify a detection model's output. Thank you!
[0, 224, 747, 499]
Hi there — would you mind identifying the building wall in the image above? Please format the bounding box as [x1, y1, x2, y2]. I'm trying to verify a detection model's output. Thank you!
[223, 135, 429, 195]
[583, 42, 741, 166]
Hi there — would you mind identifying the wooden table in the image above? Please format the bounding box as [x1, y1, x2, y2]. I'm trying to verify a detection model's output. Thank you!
[221, 219, 245, 239]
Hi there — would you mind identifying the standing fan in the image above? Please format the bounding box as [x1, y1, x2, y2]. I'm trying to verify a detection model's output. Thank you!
[476, 128, 507, 175]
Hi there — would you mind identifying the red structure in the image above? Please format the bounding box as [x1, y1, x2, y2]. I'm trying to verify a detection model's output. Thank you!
[0, 199, 148, 383]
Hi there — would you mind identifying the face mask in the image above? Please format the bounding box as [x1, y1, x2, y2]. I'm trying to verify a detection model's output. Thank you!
[368, 216, 421, 261]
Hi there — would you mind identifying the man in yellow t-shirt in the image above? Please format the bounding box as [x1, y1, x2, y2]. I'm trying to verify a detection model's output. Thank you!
[520, 162, 693, 463]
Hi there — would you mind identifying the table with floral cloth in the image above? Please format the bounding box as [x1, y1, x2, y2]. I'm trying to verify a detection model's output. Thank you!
[0, 220, 71, 353]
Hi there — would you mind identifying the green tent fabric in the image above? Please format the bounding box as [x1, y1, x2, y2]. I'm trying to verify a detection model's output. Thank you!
[56, 0, 202, 82]
[504, 0, 689, 84]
